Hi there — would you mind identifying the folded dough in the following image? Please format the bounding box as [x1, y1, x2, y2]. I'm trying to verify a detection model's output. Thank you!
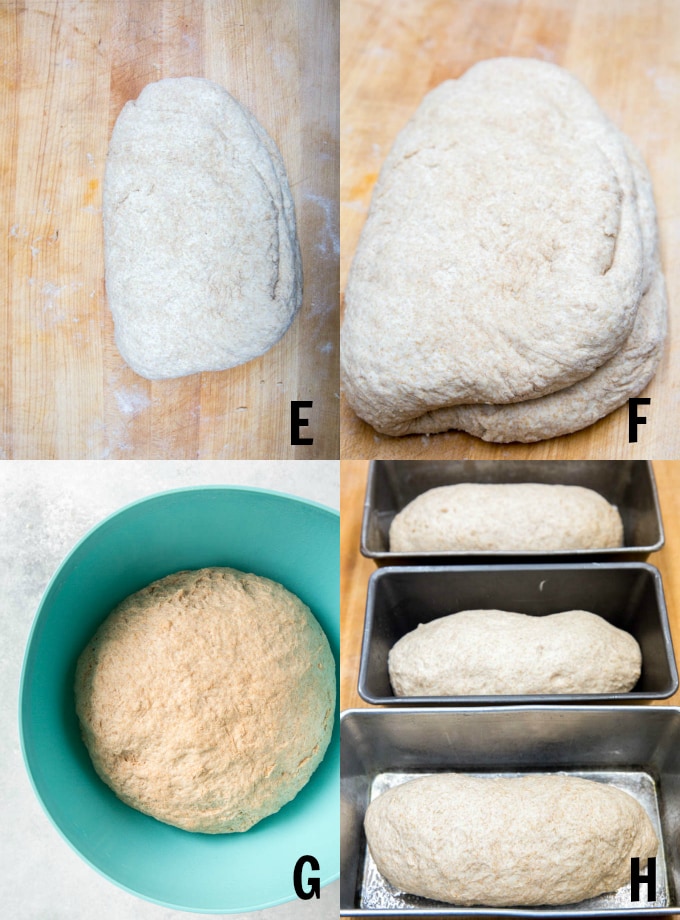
[342, 58, 666, 441]
[104, 77, 302, 380]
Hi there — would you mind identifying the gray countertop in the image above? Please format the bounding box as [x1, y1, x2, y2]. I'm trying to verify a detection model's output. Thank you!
[0, 461, 339, 919]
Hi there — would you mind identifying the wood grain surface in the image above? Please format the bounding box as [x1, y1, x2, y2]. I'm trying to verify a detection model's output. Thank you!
[1, 0, 339, 459]
[340, 0, 680, 460]
[340, 460, 680, 710]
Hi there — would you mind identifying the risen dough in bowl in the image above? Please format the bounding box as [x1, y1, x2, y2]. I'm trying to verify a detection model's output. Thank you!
[75, 567, 335, 833]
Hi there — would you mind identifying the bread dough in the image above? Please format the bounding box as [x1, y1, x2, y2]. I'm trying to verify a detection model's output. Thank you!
[389, 483, 624, 553]
[388, 609, 641, 696]
[104, 77, 302, 379]
[74, 567, 335, 833]
[417, 265, 666, 442]
[364, 774, 658, 906]
[398, 141, 666, 442]
[341, 58, 665, 440]
[343, 58, 644, 428]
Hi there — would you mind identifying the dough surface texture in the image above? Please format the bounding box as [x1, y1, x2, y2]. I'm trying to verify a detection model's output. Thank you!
[388, 609, 642, 696]
[341, 57, 666, 441]
[426, 265, 666, 442]
[410, 146, 666, 442]
[364, 774, 658, 906]
[74, 567, 335, 833]
[389, 483, 624, 553]
[104, 77, 302, 380]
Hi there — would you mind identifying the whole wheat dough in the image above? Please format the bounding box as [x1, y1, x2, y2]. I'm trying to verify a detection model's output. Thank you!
[389, 609, 641, 696]
[389, 483, 623, 553]
[74, 567, 335, 833]
[364, 774, 658, 906]
[341, 58, 665, 439]
[388, 146, 666, 441]
[104, 77, 302, 379]
[416, 265, 666, 442]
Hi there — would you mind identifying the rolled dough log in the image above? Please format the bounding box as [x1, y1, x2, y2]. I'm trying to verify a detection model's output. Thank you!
[104, 77, 302, 379]
[389, 483, 623, 553]
[75, 567, 335, 833]
[388, 609, 642, 696]
[365, 773, 658, 906]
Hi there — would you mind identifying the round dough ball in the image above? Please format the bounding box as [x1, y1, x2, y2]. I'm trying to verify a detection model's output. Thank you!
[74, 567, 335, 833]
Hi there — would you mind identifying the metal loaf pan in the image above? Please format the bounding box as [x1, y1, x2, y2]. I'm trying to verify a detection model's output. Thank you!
[358, 564, 678, 706]
[360, 461, 664, 565]
[341, 706, 680, 917]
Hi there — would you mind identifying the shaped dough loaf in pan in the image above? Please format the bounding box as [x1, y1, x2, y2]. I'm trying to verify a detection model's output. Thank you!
[389, 482, 624, 553]
[365, 773, 658, 906]
[388, 609, 642, 696]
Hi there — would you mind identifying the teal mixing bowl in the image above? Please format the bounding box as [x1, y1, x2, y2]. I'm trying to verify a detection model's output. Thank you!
[19, 486, 339, 913]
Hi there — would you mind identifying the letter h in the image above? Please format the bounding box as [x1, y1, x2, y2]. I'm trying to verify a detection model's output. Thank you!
[630, 857, 657, 902]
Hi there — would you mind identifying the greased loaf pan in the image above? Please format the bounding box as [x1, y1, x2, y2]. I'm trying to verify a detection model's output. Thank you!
[341, 706, 680, 917]
[358, 564, 677, 706]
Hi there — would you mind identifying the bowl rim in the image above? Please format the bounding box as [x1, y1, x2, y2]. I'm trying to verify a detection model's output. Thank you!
[18, 484, 340, 914]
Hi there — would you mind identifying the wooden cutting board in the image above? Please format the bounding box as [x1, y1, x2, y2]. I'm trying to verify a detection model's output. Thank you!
[340, 0, 680, 459]
[1, 0, 339, 458]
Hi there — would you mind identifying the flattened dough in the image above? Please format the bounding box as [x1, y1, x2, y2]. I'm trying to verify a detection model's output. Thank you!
[388, 609, 642, 696]
[389, 483, 624, 553]
[75, 567, 335, 833]
[104, 77, 302, 379]
[365, 774, 658, 906]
